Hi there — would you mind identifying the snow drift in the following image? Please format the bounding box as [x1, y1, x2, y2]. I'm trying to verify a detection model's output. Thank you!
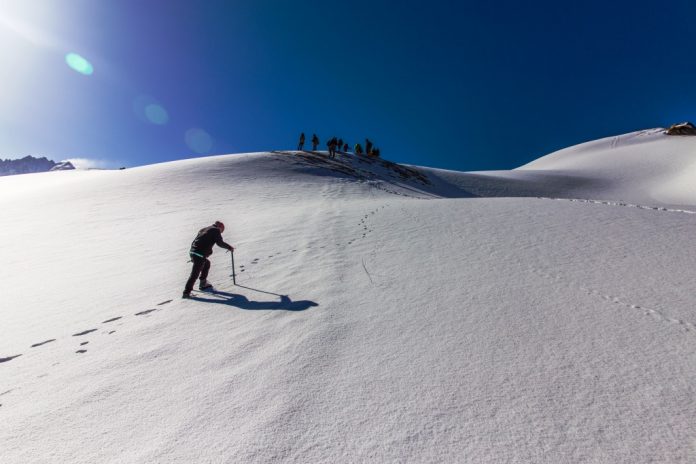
[2, 134, 696, 463]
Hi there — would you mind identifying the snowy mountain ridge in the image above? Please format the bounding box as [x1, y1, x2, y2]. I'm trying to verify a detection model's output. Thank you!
[2, 130, 696, 463]
[0, 155, 75, 176]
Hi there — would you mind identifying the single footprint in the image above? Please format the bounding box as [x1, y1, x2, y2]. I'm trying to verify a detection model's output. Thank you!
[157, 300, 173, 306]
[102, 317, 122, 324]
[0, 355, 22, 363]
[108, 331, 116, 335]
[73, 329, 97, 337]
[31, 339, 56, 348]
[80, 342, 89, 346]
[135, 308, 159, 316]
[75, 350, 87, 354]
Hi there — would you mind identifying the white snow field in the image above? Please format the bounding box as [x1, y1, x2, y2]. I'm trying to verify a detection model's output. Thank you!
[2, 131, 696, 463]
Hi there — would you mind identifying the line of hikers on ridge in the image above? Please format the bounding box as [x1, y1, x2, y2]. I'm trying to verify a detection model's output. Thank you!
[296, 133, 381, 159]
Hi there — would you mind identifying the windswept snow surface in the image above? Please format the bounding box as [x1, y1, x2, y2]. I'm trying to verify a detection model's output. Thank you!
[2, 139, 696, 463]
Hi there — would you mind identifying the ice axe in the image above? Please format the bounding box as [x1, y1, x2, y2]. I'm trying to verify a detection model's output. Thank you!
[229, 249, 237, 285]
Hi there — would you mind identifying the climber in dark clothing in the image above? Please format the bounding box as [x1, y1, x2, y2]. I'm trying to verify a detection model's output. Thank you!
[327, 137, 338, 158]
[365, 138, 373, 156]
[183, 221, 234, 298]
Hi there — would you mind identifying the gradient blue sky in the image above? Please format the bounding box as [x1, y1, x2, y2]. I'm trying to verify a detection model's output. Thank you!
[1, 0, 694, 171]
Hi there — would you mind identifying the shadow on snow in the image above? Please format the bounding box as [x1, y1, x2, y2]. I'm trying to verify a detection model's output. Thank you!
[191, 289, 318, 312]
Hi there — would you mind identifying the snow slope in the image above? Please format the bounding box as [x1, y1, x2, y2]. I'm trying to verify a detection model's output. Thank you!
[2, 138, 696, 463]
[423, 128, 696, 208]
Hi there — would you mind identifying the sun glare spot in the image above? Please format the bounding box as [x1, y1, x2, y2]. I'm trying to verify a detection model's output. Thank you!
[65, 52, 93, 75]
[144, 103, 169, 125]
[185, 128, 214, 154]
[133, 95, 169, 125]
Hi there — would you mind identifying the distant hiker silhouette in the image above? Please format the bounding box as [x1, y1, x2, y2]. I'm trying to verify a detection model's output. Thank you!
[311, 134, 319, 151]
[343, 143, 349, 152]
[354, 143, 363, 155]
[365, 138, 373, 156]
[183, 221, 234, 298]
[327, 137, 338, 158]
[297, 132, 305, 151]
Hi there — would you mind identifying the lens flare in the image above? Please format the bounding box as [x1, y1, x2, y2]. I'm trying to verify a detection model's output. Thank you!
[65, 53, 93, 75]
[144, 103, 169, 125]
[185, 128, 214, 154]
[132, 95, 169, 125]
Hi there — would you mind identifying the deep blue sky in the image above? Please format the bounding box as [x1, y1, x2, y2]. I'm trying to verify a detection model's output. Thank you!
[1, 0, 694, 171]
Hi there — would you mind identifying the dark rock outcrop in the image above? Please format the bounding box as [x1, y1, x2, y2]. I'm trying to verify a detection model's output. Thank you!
[665, 122, 696, 136]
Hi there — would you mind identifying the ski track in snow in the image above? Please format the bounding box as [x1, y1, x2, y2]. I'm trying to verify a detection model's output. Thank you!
[0, 202, 388, 372]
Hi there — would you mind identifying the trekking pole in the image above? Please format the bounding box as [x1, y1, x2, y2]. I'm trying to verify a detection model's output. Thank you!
[230, 249, 237, 285]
